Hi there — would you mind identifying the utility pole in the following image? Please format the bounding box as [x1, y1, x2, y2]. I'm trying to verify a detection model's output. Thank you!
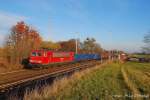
[109, 50, 111, 61]
[76, 38, 78, 54]
[73, 32, 78, 54]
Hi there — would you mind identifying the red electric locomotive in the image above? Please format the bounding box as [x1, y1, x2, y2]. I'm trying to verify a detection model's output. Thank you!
[29, 50, 74, 66]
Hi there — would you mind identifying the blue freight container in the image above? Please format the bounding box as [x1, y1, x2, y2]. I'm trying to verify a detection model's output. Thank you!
[74, 54, 101, 61]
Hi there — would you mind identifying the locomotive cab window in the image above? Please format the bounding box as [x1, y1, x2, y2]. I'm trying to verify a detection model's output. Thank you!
[31, 52, 42, 56]
[31, 52, 36, 56]
[43, 52, 47, 57]
[37, 52, 42, 56]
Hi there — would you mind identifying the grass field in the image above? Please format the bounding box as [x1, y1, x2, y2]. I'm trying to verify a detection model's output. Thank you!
[25, 61, 150, 100]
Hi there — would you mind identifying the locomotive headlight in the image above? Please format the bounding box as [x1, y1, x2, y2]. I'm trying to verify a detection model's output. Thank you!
[38, 61, 42, 63]
[30, 60, 41, 63]
[30, 60, 33, 62]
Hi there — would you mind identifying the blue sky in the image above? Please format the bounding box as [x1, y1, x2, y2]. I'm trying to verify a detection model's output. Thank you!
[0, 0, 150, 53]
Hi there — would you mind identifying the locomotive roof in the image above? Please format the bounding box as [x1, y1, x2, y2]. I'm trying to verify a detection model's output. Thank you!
[31, 50, 74, 53]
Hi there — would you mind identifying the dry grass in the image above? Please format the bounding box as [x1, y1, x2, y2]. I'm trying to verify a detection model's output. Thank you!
[123, 62, 150, 95]
[0, 48, 23, 73]
[0, 55, 23, 73]
[0, 60, 22, 73]
[121, 67, 140, 100]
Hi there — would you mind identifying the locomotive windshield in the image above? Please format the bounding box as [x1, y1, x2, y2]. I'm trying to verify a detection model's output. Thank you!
[31, 52, 42, 56]
[32, 52, 36, 56]
[37, 52, 42, 56]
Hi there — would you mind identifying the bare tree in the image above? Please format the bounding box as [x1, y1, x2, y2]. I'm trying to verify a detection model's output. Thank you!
[143, 33, 150, 53]
[81, 37, 102, 53]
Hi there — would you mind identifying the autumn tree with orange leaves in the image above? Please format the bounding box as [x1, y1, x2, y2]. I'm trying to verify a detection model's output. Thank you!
[4, 21, 42, 66]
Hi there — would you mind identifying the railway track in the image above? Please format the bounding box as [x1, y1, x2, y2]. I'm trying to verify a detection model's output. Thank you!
[0, 60, 101, 92]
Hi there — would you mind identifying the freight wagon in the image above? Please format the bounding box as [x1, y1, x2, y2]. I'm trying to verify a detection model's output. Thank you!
[74, 54, 100, 61]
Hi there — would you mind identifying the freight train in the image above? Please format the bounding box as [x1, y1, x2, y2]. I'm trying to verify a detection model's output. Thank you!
[29, 50, 101, 68]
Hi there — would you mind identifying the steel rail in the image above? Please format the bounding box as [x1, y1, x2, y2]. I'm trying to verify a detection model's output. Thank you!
[0, 70, 27, 76]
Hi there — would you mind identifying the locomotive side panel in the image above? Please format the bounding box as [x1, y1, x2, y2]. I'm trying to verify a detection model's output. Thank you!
[50, 52, 74, 63]
[29, 50, 74, 66]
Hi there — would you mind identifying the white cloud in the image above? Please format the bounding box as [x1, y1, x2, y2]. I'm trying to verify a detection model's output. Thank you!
[0, 11, 28, 46]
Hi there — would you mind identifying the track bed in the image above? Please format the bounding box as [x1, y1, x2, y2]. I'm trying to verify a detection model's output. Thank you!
[0, 60, 101, 92]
